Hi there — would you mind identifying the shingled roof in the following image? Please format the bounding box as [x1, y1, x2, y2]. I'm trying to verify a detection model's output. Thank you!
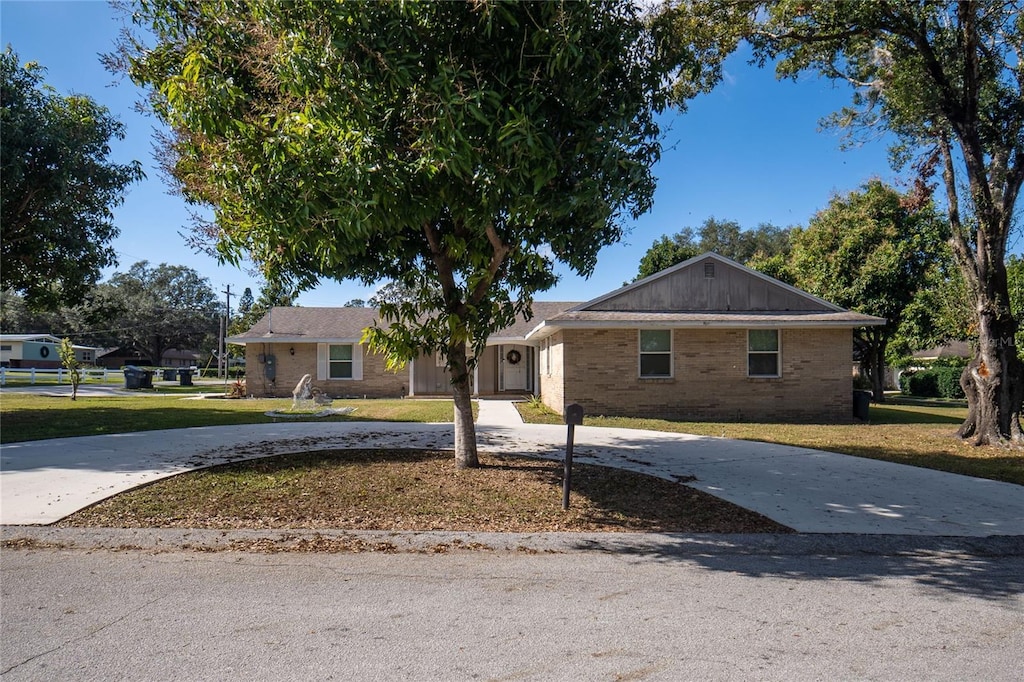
[229, 254, 886, 345]
[228, 302, 579, 344]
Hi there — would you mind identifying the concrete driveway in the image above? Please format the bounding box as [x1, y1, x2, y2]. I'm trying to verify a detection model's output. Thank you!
[1, 400, 1022, 535]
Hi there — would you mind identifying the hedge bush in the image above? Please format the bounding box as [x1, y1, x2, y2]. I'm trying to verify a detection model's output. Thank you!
[901, 367, 965, 399]
[935, 367, 965, 399]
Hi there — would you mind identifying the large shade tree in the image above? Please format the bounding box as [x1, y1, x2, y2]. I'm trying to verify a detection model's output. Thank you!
[122, 0, 701, 466]
[665, 1, 1023, 443]
[788, 181, 948, 402]
[1, 48, 143, 310]
[96, 262, 221, 365]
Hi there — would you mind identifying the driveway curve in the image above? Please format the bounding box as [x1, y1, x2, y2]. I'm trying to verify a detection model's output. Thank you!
[1, 400, 1022, 536]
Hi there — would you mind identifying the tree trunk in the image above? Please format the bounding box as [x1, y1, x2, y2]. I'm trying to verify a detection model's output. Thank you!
[857, 331, 887, 403]
[936, 129, 1024, 444]
[149, 334, 166, 368]
[869, 338, 887, 403]
[958, 303, 1024, 444]
[448, 340, 480, 468]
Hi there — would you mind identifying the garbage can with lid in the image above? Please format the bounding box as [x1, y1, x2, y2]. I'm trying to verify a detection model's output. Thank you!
[853, 390, 871, 421]
[178, 368, 194, 386]
[162, 368, 177, 381]
[123, 366, 142, 389]
[123, 366, 154, 389]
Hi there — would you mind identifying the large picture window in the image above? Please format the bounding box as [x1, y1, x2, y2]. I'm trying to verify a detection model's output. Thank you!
[639, 329, 672, 378]
[329, 344, 353, 379]
[748, 330, 780, 377]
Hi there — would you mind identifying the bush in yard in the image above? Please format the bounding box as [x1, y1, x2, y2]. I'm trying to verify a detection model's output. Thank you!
[902, 368, 965, 399]
[934, 367, 966, 399]
[907, 371, 940, 398]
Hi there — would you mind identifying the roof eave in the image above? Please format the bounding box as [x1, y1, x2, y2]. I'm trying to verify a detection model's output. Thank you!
[533, 317, 885, 333]
[227, 335, 366, 345]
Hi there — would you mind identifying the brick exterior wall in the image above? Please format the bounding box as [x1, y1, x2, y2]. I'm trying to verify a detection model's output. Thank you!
[539, 334, 566, 413]
[540, 327, 853, 423]
[243, 342, 407, 399]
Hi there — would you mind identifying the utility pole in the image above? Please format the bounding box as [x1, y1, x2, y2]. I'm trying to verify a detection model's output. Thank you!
[221, 284, 233, 381]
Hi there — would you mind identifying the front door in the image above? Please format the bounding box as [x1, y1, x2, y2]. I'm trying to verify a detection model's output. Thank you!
[502, 345, 528, 392]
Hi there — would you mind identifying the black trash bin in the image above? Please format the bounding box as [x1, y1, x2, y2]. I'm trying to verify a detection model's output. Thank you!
[124, 365, 153, 389]
[178, 368, 194, 386]
[853, 390, 871, 421]
[123, 366, 142, 389]
[162, 368, 177, 381]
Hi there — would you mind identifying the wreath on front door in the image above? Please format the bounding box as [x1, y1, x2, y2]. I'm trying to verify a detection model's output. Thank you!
[506, 349, 522, 365]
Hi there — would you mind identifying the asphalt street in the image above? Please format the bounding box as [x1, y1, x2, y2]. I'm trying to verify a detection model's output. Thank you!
[2, 542, 1022, 681]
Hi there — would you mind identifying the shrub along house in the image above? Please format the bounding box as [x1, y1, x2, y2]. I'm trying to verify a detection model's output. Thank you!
[229, 253, 884, 422]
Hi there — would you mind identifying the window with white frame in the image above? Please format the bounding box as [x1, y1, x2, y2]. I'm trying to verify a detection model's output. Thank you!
[639, 329, 672, 378]
[318, 343, 362, 381]
[329, 344, 354, 379]
[748, 329, 780, 377]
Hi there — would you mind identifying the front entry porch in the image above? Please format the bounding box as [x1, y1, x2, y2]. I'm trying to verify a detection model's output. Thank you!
[408, 344, 536, 397]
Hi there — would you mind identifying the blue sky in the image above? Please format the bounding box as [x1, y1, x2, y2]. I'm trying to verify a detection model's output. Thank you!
[2, 1, 904, 307]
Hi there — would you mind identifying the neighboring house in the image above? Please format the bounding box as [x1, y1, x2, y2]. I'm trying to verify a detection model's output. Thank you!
[0, 334, 99, 368]
[160, 348, 201, 368]
[95, 348, 202, 369]
[95, 348, 153, 369]
[229, 253, 885, 422]
[912, 341, 971, 362]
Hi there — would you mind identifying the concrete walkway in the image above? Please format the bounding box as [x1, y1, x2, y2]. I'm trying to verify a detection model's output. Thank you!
[1, 400, 1022, 536]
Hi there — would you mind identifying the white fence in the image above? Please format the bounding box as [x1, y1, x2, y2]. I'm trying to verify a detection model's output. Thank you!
[0, 367, 114, 386]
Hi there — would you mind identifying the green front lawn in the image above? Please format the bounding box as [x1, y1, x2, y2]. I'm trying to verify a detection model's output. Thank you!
[0, 394, 460, 443]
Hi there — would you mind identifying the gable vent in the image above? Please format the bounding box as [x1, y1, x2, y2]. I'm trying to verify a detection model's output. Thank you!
[704, 261, 715, 278]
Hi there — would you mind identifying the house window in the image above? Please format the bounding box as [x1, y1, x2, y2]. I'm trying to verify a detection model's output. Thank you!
[748, 330, 780, 377]
[639, 330, 672, 378]
[329, 344, 353, 379]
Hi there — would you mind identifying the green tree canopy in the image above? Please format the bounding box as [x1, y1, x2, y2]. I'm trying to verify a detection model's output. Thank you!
[3, 262, 221, 366]
[788, 180, 948, 401]
[1, 48, 143, 310]
[95, 262, 220, 365]
[729, 1, 1024, 442]
[636, 218, 791, 280]
[123, 0, 704, 465]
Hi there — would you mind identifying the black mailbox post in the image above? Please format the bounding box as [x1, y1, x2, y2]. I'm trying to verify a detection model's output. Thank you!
[563, 403, 584, 510]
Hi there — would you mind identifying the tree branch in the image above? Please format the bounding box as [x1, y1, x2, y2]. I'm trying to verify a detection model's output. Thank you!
[422, 220, 459, 300]
[940, 135, 980, 301]
[467, 222, 511, 306]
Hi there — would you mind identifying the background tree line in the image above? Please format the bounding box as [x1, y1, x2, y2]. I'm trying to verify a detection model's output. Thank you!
[0, 263, 294, 368]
